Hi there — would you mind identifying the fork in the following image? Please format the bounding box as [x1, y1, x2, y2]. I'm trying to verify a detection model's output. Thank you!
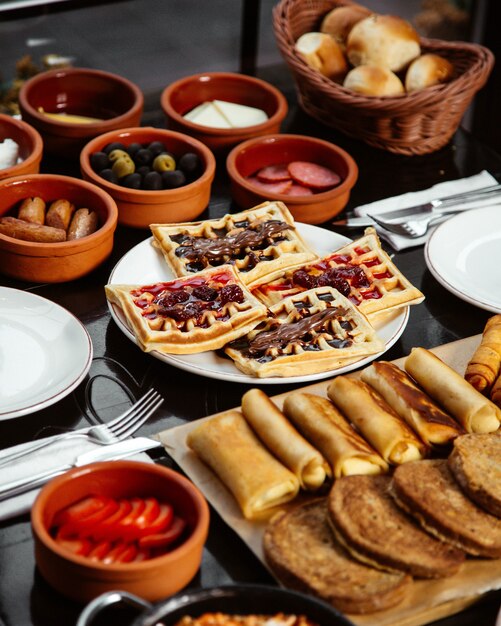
[0, 388, 163, 466]
[369, 208, 464, 238]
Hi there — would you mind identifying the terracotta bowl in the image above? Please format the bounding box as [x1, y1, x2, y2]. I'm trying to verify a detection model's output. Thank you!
[80, 126, 216, 228]
[226, 134, 358, 224]
[18, 67, 144, 159]
[31, 460, 210, 604]
[160, 72, 288, 155]
[0, 114, 43, 180]
[0, 174, 118, 283]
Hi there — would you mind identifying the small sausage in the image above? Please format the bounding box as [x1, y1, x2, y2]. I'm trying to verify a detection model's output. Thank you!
[17, 197, 46, 225]
[67, 208, 99, 240]
[46, 198, 75, 231]
[0, 216, 66, 242]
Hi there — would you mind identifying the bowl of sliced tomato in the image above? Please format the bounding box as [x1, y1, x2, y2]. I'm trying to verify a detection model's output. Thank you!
[31, 460, 210, 603]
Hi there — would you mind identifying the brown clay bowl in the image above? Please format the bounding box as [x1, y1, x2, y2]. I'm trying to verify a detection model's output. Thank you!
[0, 173, 118, 282]
[31, 460, 210, 603]
[80, 126, 216, 228]
[18, 67, 144, 159]
[226, 134, 358, 224]
[0, 114, 43, 180]
[160, 72, 288, 155]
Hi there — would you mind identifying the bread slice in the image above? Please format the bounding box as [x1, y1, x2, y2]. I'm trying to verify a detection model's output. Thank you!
[390, 459, 501, 558]
[263, 499, 412, 615]
[448, 432, 501, 518]
[327, 475, 465, 578]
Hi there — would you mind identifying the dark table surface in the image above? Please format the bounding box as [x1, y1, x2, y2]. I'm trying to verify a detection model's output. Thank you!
[1, 88, 501, 626]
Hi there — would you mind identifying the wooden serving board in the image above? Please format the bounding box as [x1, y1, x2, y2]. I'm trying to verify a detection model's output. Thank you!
[156, 334, 501, 626]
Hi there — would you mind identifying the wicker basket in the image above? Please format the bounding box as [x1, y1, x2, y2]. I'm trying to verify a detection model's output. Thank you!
[273, 0, 494, 155]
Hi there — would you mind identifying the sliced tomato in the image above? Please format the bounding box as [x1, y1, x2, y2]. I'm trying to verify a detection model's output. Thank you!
[115, 497, 147, 540]
[136, 502, 174, 537]
[53, 495, 107, 527]
[87, 540, 113, 561]
[55, 534, 93, 557]
[102, 541, 138, 564]
[89, 499, 133, 541]
[133, 497, 161, 531]
[138, 515, 186, 549]
[62, 497, 120, 536]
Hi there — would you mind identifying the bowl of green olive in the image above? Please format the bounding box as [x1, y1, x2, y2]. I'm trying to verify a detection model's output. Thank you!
[80, 127, 216, 228]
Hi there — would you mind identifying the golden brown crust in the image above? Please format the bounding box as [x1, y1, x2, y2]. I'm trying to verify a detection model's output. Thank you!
[327, 474, 465, 578]
[448, 433, 501, 518]
[105, 265, 267, 354]
[465, 315, 501, 394]
[361, 361, 464, 445]
[150, 202, 317, 286]
[225, 287, 383, 378]
[320, 4, 373, 49]
[263, 499, 412, 614]
[405, 53, 454, 92]
[391, 459, 501, 557]
[251, 227, 424, 317]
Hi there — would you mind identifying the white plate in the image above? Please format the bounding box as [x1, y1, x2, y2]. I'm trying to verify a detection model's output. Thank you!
[0, 288, 93, 419]
[108, 223, 409, 384]
[425, 205, 501, 314]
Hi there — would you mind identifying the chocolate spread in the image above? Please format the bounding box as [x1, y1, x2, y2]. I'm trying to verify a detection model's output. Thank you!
[175, 220, 292, 262]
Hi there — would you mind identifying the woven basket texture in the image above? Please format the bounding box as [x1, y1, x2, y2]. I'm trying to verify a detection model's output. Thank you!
[273, 0, 494, 155]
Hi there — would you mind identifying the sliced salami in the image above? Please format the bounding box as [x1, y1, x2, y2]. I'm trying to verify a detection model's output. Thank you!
[288, 161, 341, 191]
[247, 176, 293, 195]
[284, 183, 314, 196]
[256, 163, 291, 183]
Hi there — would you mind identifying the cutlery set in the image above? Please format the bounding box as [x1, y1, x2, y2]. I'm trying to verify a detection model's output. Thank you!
[333, 183, 501, 237]
[0, 388, 164, 501]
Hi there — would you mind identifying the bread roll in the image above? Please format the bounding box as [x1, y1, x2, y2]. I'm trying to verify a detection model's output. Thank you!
[347, 14, 421, 73]
[295, 32, 348, 82]
[465, 315, 501, 394]
[361, 361, 464, 445]
[343, 65, 404, 97]
[405, 347, 501, 433]
[328, 376, 427, 464]
[320, 4, 372, 50]
[283, 392, 388, 477]
[405, 53, 454, 92]
[187, 410, 299, 520]
[241, 388, 330, 490]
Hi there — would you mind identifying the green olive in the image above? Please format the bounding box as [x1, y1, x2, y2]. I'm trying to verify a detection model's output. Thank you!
[112, 156, 136, 178]
[153, 153, 176, 172]
[108, 149, 130, 163]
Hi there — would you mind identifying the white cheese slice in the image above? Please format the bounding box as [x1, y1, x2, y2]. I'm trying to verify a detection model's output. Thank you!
[213, 99, 268, 127]
[183, 102, 232, 128]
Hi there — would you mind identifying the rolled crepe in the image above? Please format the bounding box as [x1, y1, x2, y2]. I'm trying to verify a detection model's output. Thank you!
[187, 410, 299, 520]
[282, 392, 388, 477]
[405, 347, 501, 434]
[465, 315, 501, 394]
[361, 361, 464, 445]
[327, 377, 426, 465]
[241, 388, 330, 490]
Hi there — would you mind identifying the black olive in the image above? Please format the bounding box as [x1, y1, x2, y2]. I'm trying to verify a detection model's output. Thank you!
[147, 141, 167, 156]
[103, 141, 126, 155]
[134, 148, 153, 166]
[178, 152, 201, 177]
[161, 169, 186, 189]
[121, 172, 142, 189]
[142, 171, 163, 190]
[99, 168, 119, 184]
[90, 151, 110, 173]
[136, 165, 151, 178]
[127, 142, 143, 157]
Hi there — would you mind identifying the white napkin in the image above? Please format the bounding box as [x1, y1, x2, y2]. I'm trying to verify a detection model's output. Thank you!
[354, 170, 499, 251]
[0, 434, 153, 521]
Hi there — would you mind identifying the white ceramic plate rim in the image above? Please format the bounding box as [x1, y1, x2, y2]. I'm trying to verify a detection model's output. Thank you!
[0, 287, 93, 420]
[425, 205, 501, 314]
[107, 223, 409, 384]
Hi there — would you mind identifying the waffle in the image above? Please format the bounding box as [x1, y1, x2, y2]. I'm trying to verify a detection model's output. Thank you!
[224, 286, 384, 378]
[251, 227, 424, 316]
[149, 201, 317, 286]
[105, 265, 267, 354]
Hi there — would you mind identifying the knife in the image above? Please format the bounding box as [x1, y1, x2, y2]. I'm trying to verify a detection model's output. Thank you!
[333, 183, 501, 228]
[0, 437, 162, 501]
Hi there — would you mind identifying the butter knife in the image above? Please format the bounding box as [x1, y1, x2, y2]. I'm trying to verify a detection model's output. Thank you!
[0, 437, 162, 501]
[333, 183, 501, 228]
